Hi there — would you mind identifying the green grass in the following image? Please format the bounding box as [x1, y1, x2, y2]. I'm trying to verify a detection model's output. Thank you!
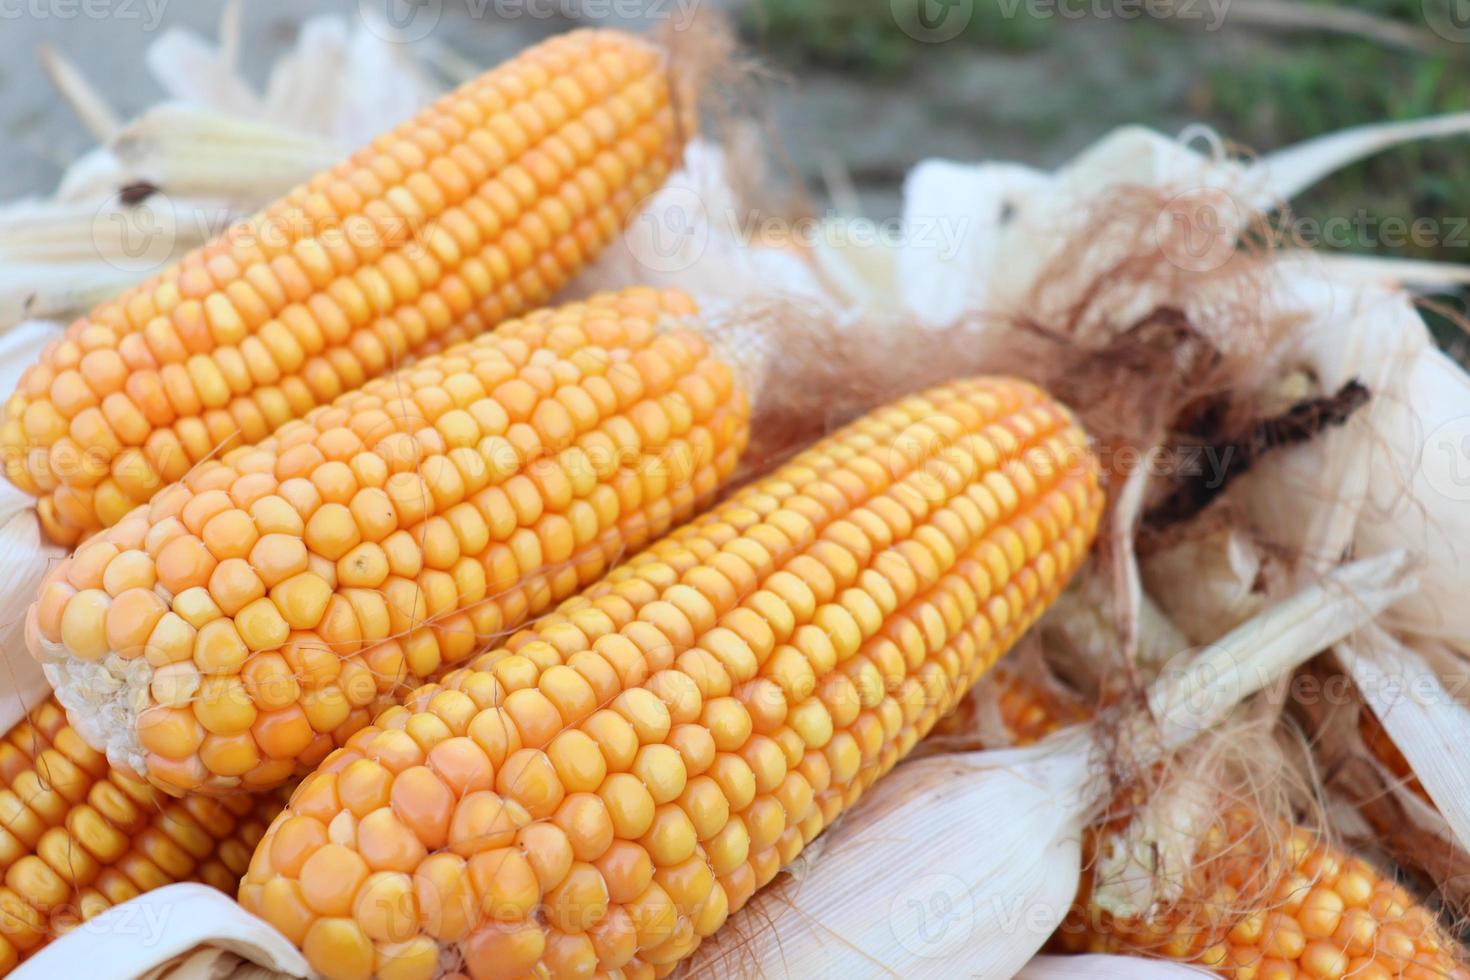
[741, 0, 1054, 76]
[748, 0, 1470, 271]
[742, 0, 1470, 359]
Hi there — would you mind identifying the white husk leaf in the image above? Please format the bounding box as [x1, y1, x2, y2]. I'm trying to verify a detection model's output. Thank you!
[0, 502, 63, 732]
[38, 44, 120, 143]
[1355, 340, 1470, 649]
[1040, 572, 1190, 699]
[0, 264, 140, 329]
[892, 159, 1051, 327]
[1016, 954, 1213, 979]
[144, 26, 262, 116]
[1232, 275, 1424, 571]
[110, 105, 341, 201]
[1250, 112, 1470, 205]
[1140, 529, 1266, 645]
[686, 555, 1411, 977]
[12, 885, 308, 980]
[1338, 626, 1470, 856]
[684, 738, 1093, 980]
[1289, 251, 1470, 290]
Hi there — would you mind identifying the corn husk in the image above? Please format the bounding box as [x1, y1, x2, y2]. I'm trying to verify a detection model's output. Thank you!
[14, 885, 307, 980]
[685, 554, 1411, 978]
[1016, 955, 1212, 979]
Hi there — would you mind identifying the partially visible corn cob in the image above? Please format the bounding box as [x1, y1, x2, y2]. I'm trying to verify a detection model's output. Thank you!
[1358, 710, 1431, 806]
[242, 376, 1105, 980]
[961, 672, 1469, 979]
[930, 662, 1088, 747]
[2, 29, 693, 545]
[0, 696, 289, 975]
[28, 288, 748, 796]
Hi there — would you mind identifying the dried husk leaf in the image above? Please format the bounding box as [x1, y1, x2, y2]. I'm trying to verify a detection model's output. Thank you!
[144, 26, 262, 116]
[1015, 954, 1212, 979]
[1338, 626, 1470, 859]
[16, 886, 308, 980]
[1288, 658, 1470, 912]
[1139, 528, 1266, 646]
[1250, 111, 1470, 205]
[1040, 571, 1189, 701]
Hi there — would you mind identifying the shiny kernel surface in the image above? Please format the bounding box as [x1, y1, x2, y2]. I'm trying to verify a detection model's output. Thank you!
[5, 29, 693, 546]
[244, 376, 1105, 978]
[32, 288, 747, 795]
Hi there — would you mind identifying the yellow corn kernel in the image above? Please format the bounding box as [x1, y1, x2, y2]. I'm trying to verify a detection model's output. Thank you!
[0, 697, 291, 975]
[965, 669, 1468, 980]
[243, 376, 1105, 978]
[5, 29, 695, 546]
[31, 289, 748, 795]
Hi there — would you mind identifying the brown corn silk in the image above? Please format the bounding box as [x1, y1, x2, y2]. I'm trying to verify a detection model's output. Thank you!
[28, 288, 748, 796]
[1, 28, 693, 545]
[0, 697, 289, 976]
[961, 670, 1469, 980]
[241, 376, 1105, 980]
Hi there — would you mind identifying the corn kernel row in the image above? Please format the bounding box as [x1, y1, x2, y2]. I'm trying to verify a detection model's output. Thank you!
[0, 697, 289, 975]
[28, 288, 749, 796]
[959, 670, 1469, 979]
[241, 375, 1105, 980]
[3, 29, 692, 544]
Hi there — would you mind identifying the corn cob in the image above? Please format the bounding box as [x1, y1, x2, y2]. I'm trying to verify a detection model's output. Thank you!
[929, 662, 1088, 747]
[2, 29, 692, 546]
[241, 376, 1105, 980]
[0, 696, 289, 975]
[27, 288, 748, 796]
[962, 672, 1468, 979]
[1358, 710, 1432, 807]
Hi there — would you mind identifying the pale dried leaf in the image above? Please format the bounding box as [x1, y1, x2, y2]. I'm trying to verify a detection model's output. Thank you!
[1016, 954, 1213, 979]
[39, 44, 120, 143]
[1339, 626, 1470, 856]
[111, 105, 339, 202]
[1253, 112, 1470, 206]
[1141, 529, 1265, 645]
[145, 27, 261, 116]
[17, 886, 308, 979]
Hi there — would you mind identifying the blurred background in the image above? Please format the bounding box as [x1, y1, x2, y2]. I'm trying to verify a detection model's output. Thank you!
[3, 0, 1470, 264]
